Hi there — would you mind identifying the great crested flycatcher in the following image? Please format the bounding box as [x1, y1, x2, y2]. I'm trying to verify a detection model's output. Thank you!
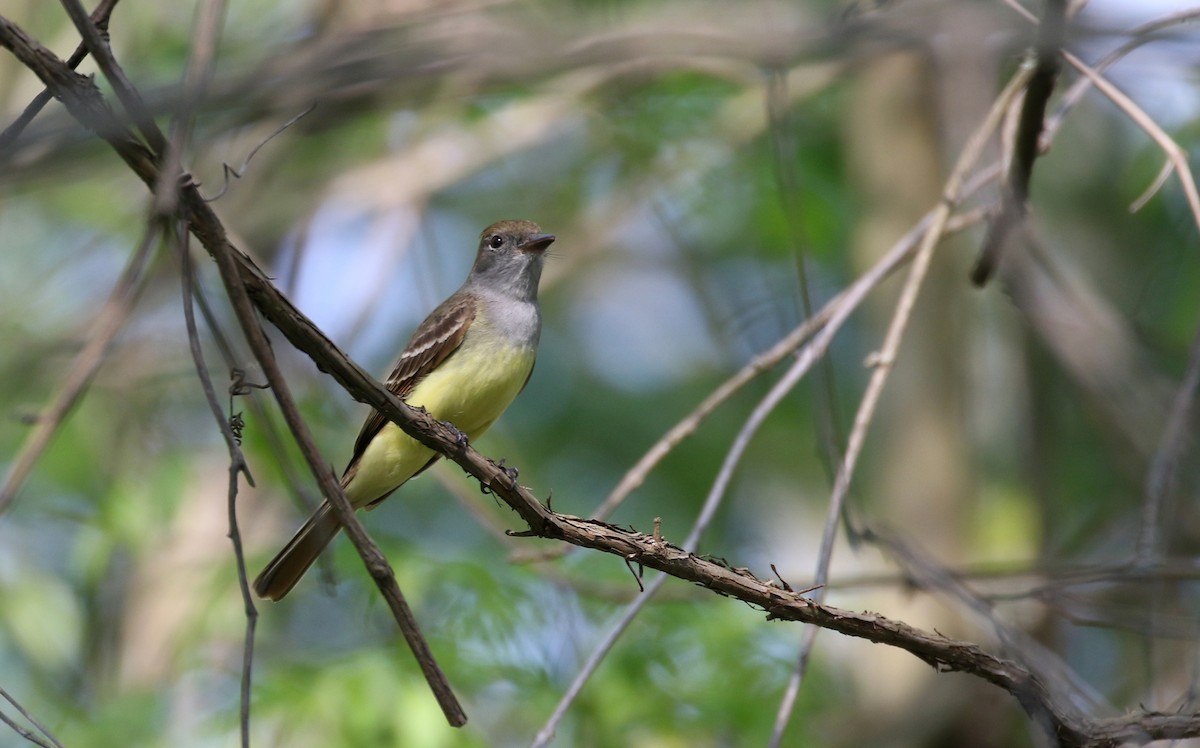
[253, 219, 555, 601]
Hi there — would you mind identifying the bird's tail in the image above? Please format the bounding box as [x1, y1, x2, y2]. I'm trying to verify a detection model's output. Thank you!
[253, 502, 341, 601]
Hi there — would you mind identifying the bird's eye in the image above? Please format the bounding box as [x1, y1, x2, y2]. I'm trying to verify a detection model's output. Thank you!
[488, 235, 504, 249]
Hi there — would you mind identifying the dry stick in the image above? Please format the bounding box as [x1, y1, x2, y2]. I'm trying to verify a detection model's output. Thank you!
[58, 0, 166, 153]
[1035, 7, 1200, 214]
[518, 176, 998, 569]
[532, 206, 989, 747]
[165, 2, 257, 740]
[769, 65, 1036, 747]
[180, 234, 257, 748]
[0, 711, 54, 748]
[156, 0, 227, 215]
[0, 686, 63, 748]
[1000, 1, 1200, 237]
[1012, 5, 1200, 557]
[1061, 49, 1200, 249]
[971, 0, 1065, 286]
[0, 15, 468, 726]
[0, 219, 158, 515]
[1045, 8, 1200, 143]
[1060, 42, 1200, 601]
[0, 0, 118, 151]
[186, 242, 322, 521]
[201, 206, 467, 728]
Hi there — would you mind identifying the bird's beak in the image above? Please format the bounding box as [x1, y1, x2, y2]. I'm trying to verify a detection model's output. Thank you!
[519, 233, 556, 253]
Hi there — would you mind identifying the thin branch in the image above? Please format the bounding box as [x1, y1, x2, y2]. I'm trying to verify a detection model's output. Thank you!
[0, 686, 64, 748]
[166, 16, 257, 739]
[765, 65, 847, 477]
[202, 103, 316, 203]
[971, 0, 1065, 286]
[1061, 49, 1200, 239]
[200, 187, 467, 727]
[536, 207, 991, 745]
[0, 0, 119, 151]
[530, 574, 665, 748]
[771, 64, 1036, 745]
[1044, 7, 1200, 143]
[1129, 160, 1173, 214]
[58, 0, 167, 153]
[0, 214, 159, 515]
[517, 506, 1196, 747]
[0, 13, 467, 726]
[6, 13, 1197, 746]
[180, 231, 257, 748]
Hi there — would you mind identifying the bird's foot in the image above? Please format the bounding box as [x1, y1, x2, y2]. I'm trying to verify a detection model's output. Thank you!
[440, 420, 469, 449]
[481, 459, 519, 496]
[497, 458, 519, 483]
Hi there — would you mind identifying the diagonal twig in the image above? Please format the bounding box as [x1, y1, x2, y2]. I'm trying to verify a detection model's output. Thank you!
[0, 685, 64, 748]
[535, 206, 990, 746]
[200, 185, 468, 727]
[0, 0, 119, 151]
[58, 0, 167, 153]
[1061, 49, 1200, 239]
[0, 215, 159, 515]
[771, 63, 1036, 745]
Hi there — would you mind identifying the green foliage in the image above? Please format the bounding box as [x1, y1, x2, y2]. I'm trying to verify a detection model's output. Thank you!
[1, 1, 1198, 746]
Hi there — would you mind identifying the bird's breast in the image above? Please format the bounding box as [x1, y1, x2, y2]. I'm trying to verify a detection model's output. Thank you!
[404, 334, 536, 438]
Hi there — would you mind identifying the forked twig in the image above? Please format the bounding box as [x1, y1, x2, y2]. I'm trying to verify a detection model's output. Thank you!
[0, 0, 119, 151]
[1061, 49, 1200, 238]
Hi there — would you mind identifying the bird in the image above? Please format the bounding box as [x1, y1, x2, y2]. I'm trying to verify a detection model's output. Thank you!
[253, 219, 555, 601]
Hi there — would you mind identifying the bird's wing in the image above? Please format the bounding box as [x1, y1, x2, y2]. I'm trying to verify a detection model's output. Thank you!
[341, 292, 477, 485]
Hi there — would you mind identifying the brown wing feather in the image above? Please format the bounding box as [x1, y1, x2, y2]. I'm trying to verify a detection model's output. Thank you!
[341, 293, 477, 483]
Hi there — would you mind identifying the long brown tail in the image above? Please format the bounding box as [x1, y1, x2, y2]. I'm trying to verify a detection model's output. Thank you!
[253, 502, 341, 601]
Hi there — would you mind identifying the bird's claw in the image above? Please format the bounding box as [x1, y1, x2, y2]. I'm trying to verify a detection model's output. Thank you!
[481, 459, 519, 496]
[441, 420, 469, 449]
[497, 458, 519, 482]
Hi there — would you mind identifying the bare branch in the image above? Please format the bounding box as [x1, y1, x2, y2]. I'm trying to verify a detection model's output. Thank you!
[972, 0, 1065, 286]
[58, 0, 167, 153]
[772, 61, 1038, 745]
[0, 11, 466, 727]
[1061, 49, 1200, 239]
[180, 231, 257, 748]
[0, 686, 64, 748]
[0, 0, 119, 151]
[0, 213, 159, 515]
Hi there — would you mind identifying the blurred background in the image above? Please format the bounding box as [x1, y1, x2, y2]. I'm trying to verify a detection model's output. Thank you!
[2, 0, 1199, 746]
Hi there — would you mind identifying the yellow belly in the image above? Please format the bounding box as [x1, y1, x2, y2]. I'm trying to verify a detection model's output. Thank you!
[344, 342, 536, 507]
